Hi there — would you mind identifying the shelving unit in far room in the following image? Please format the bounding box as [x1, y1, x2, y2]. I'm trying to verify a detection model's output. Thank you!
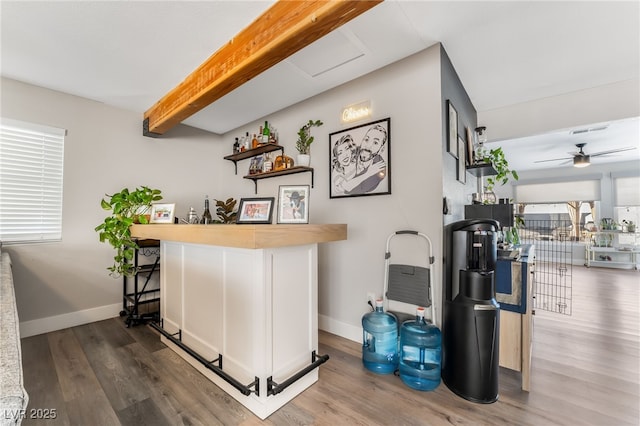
[585, 231, 639, 270]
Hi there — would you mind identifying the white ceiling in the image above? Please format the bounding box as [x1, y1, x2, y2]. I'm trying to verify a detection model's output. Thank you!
[1, 1, 639, 171]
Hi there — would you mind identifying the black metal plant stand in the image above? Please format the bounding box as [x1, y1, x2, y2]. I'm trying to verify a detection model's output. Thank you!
[120, 239, 160, 327]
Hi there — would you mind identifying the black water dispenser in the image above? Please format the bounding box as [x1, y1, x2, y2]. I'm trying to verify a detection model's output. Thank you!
[442, 219, 500, 403]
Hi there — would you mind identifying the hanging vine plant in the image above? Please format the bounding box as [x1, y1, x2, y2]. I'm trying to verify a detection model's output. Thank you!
[95, 186, 163, 277]
[479, 147, 519, 192]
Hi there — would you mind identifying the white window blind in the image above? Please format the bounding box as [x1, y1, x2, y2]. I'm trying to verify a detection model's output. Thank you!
[514, 179, 601, 203]
[614, 176, 640, 206]
[0, 118, 65, 243]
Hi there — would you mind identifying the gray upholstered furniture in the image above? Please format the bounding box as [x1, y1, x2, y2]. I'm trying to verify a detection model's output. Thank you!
[1, 249, 28, 425]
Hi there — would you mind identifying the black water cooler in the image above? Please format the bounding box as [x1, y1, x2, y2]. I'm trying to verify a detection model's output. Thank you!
[442, 219, 500, 403]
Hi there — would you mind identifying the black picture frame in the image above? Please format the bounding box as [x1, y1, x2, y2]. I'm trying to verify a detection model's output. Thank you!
[236, 197, 274, 224]
[329, 117, 391, 199]
[447, 100, 458, 158]
[457, 136, 466, 184]
[465, 126, 474, 166]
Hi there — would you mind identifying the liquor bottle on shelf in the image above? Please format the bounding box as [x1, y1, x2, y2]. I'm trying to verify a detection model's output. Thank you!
[262, 121, 270, 144]
[233, 137, 240, 154]
[201, 195, 213, 224]
[252, 134, 259, 149]
[241, 132, 249, 151]
[263, 153, 273, 173]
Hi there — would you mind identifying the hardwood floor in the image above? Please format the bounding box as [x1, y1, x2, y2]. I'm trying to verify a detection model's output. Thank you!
[20, 266, 639, 425]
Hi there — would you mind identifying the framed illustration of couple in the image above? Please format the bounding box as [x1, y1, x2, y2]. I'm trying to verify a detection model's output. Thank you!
[329, 117, 391, 199]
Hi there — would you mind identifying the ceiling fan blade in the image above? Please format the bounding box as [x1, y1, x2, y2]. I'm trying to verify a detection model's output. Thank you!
[534, 156, 573, 163]
[589, 146, 638, 157]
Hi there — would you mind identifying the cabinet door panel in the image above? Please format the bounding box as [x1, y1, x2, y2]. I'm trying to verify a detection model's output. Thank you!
[271, 245, 317, 380]
[182, 244, 224, 359]
[162, 242, 183, 334]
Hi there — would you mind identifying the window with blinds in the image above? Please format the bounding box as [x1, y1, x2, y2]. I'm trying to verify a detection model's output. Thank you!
[0, 118, 66, 243]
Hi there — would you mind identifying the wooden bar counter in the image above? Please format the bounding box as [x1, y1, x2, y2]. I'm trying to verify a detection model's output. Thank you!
[129, 223, 347, 419]
[130, 223, 347, 249]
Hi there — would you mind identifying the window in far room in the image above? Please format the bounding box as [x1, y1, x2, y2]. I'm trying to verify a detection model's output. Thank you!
[613, 175, 640, 245]
[0, 118, 66, 244]
[517, 201, 598, 243]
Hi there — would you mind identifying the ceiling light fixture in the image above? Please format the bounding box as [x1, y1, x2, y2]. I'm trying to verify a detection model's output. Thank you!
[573, 155, 591, 168]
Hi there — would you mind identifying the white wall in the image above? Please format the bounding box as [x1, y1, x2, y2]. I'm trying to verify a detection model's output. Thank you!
[227, 46, 444, 341]
[1, 78, 233, 335]
[2, 45, 445, 340]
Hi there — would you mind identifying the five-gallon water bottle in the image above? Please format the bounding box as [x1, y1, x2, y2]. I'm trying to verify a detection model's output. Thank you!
[362, 299, 398, 374]
[399, 307, 442, 391]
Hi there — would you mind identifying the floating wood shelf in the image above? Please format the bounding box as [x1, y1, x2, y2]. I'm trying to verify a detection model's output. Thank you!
[224, 144, 284, 174]
[244, 166, 314, 194]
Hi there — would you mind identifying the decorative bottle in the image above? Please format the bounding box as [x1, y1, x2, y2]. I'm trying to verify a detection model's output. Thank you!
[262, 121, 270, 144]
[362, 299, 398, 374]
[263, 153, 273, 173]
[200, 195, 213, 224]
[398, 307, 441, 391]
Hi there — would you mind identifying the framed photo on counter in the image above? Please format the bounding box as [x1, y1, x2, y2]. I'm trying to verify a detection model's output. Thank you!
[277, 185, 309, 224]
[236, 197, 274, 224]
[149, 203, 175, 224]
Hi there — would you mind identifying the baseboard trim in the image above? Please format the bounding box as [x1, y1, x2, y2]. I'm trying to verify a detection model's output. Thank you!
[20, 307, 358, 341]
[19, 303, 121, 338]
[318, 314, 361, 344]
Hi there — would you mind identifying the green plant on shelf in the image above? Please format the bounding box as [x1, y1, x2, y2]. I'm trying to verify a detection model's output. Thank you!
[476, 146, 519, 192]
[295, 119, 323, 155]
[622, 220, 636, 233]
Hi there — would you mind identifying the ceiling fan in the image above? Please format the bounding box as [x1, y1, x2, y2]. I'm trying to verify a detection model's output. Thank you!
[534, 143, 638, 168]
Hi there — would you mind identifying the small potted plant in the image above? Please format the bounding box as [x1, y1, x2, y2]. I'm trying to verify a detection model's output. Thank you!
[215, 197, 238, 224]
[95, 186, 163, 277]
[295, 119, 323, 167]
[623, 220, 636, 233]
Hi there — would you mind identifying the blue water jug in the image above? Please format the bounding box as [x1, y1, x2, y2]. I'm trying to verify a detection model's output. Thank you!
[399, 307, 442, 391]
[362, 299, 398, 374]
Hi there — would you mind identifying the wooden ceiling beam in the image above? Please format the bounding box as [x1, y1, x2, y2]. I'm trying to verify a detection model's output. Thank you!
[143, 0, 382, 137]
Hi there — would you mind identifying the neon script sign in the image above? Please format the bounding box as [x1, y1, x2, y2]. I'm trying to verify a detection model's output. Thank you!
[341, 101, 372, 123]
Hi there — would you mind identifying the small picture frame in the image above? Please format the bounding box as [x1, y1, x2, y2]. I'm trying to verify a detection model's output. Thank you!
[236, 197, 274, 224]
[278, 185, 310, 224]
[465, 126, 474, 166]
[248, 156, 264, 175]
[457, 136, 466, 184]
[447, 100, 458, 158]
[150, 203, 175, 224]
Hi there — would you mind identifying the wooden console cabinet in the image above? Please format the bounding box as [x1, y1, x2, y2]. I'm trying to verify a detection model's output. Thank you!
[496, 245, 535, 391]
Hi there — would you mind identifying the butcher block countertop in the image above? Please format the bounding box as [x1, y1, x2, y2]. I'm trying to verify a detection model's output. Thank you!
[129, 223, 348, 249]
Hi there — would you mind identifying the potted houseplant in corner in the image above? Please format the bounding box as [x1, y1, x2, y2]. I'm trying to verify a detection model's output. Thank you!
[295, 119, 323, 167]
[95, 186, 163, 277]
